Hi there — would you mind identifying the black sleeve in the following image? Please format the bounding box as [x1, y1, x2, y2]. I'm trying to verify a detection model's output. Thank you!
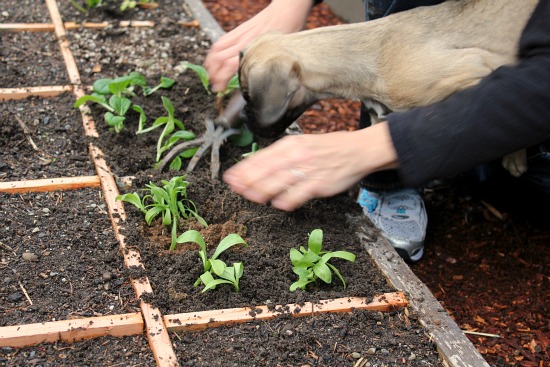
[386, 0, 550, 188]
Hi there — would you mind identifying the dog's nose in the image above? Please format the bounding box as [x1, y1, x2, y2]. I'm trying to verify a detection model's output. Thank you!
[241, 103, 293, 138]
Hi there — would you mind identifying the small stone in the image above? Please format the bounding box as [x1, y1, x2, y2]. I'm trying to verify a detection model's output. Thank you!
[41, 208, 50, 213]
[409, 353, 417, 360]
[351, 352, 361, 359]
[22, 252, 39, 262]
[1, 11, 9, 17]
[367, 347, 376, 355]
[102, 272, 112, 281]
[8, 292, 22, 302]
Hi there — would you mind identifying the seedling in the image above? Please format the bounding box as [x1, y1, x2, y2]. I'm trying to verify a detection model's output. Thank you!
[74, 72, 175, 133]
[181, 62, 240, 97]
[289, 229, 356, 291]
[241, 142, 259, 158]
[116, 176, 207, 250]
[136, 96, 196, 167]
[176, 230, 247, 292]
[120, 0, 152, 11]
[179, 61, 255, 148]
[143, 76, 176, 96]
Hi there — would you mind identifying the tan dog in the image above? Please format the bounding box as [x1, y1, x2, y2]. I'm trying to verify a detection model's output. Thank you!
[238, 0, 538, 177]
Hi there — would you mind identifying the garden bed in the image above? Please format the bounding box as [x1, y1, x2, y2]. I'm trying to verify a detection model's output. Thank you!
[0, 0, 495, 366]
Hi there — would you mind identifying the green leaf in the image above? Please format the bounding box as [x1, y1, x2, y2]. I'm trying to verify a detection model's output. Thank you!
[169, 156, 182, 171]
[149, 186, 170, 203]
[105, 112, 125, 133]
[201, 278, 233, 292]
[161, 96, 175, 118]
[144, 206, 163, 225]
[93, 78, 114, 95]
[210, 259, 227, 277]
[162, 208, 171, 225]
[313, 262, 332, 284]
[133, 104, 147, 133]
[290, 278, 313, 292]
[199, 271, 216, 288]
[144, 77, 176, 96]
[127, 71, 147, 86]
[234, 262, 244, 280]
[116, 193, 146, 212]
[74, 94, 113, 111]
[292, 250, 320, 268]
[212, 233, 247, 260]
[230, 126, 254, 147]
[108, 79, 131, 96]
[308, 229, 323, 254]
[181, 62, 211, 94]
[292, 266, 312, 278]
[225, 74, 240, 94]
[176, 230, 206, 253]
[109, 95, 131, 116]
[328, 264, 347, 289]
[328, 251, 356, 262]
[180, 147, 198, 159]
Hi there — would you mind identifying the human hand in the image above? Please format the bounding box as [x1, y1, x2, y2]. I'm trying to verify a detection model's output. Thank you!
[204, 0, 313, 93]
[223, 123, 399, 211]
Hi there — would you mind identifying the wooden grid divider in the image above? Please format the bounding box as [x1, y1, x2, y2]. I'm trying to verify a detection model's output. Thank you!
[0, 313, 144, 348]
[0, 176, 100, 193]
[88, 144, 179, 367]
[164, 293, 407, 332]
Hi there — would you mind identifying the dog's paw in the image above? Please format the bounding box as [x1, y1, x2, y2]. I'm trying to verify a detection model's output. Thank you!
[501, 149, 528, 177]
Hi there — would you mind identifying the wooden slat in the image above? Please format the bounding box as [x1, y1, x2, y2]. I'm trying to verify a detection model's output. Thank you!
[73, 84, 99, 137]
[0, 176, 100, 193]
[45, 0, 82, 85]
[164, 292, 407, 332]
[0, 86, 72, 100]
[0, 313, 143, 348]
[0, 23, 55, 32]
[89, 143, 179, 367]
[353, 216, 491, 367]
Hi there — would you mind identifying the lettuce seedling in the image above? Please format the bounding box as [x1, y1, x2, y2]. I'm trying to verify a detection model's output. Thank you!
[136, 96, 196, 166]
[142, 76, 175, 96]
[120, 0, 152, 11]
[116, 176, 207, 250]
[180, 61, 239, 96]
[289, 229, 356, 291]
[74, 72, 174, 133]
[176, 230, 247, 292]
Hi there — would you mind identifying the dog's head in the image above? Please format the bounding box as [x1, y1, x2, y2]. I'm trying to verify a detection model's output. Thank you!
[238, 33, 319, 138]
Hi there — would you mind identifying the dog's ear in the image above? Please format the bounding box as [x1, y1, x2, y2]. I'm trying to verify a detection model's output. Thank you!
[244, 60, 318, 138]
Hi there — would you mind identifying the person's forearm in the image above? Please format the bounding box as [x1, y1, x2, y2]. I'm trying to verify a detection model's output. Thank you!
[260, 0, 315, 33]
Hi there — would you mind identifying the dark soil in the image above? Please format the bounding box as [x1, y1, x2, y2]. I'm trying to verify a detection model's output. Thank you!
[1, 31, 69, 87]
[0, 93, 94, 181]
[173, 308, 441, 366]
[0, 188, 139, 326]
[0, 334, 155, 366]
[203, 1, 550, 366]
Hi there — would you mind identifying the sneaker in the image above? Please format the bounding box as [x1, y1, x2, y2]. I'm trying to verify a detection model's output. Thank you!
[357, 187, 427, 263]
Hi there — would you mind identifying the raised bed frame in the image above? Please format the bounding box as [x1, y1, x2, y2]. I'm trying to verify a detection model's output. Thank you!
[0, 1, 490, 366]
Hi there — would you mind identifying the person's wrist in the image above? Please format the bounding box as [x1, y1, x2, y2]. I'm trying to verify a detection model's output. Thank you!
[356, 122, 399, 174]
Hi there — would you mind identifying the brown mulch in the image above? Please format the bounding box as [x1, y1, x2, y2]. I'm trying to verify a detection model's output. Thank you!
[203, 1, 550, 366]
